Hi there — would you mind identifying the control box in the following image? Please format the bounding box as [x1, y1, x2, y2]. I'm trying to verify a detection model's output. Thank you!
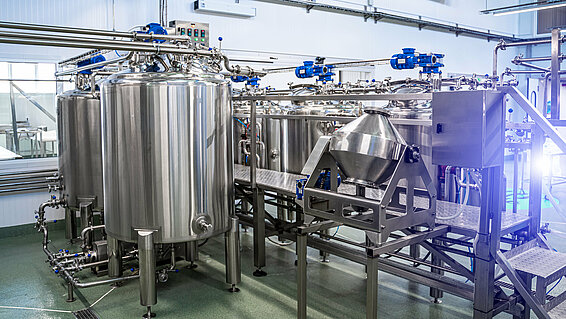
[432, 90, 505, 169]
[168, 20, 210, 47]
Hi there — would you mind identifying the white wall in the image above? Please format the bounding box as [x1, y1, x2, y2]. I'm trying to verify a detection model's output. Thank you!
[0, 158, 61, 228]
[0, 0, 520, 82]
[0, 0, 522, 227]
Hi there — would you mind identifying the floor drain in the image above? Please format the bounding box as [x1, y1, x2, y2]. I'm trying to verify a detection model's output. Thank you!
[73, 308, 100, 319]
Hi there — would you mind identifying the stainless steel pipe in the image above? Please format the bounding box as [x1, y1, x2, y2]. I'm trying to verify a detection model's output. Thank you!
[55, 52, 133, 76]
[0, 36, 211, 55]
[0, 20, 188, 41]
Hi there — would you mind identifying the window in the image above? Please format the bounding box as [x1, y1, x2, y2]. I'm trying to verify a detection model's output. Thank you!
[0, 62, 59, 160]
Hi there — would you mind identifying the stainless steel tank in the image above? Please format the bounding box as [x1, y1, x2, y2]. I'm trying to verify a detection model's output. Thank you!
[279, 104, 349, 174]
[387, 86, 434, 188]
[101, 70, 233, 244]
[57, 90, 104, 210]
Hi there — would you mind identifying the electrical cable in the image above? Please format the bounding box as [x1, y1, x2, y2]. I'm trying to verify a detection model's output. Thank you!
[267, 236, 294, 246]
[197, 238, 208, 247]
[235, 118, 247, 128]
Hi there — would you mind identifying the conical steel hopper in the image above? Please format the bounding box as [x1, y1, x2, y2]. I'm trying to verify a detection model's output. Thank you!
[329, 109, 407, 186]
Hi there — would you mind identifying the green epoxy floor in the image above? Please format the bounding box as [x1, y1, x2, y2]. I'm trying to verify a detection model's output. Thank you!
[2, 171, 566, 318]
[0, 225, 478, 319]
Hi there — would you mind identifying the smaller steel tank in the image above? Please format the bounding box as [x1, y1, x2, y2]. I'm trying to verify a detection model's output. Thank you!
[57, 90, 104, 210]
[387, 85, 434, 188]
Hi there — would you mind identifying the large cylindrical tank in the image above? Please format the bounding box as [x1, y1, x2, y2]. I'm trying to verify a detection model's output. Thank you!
[101, 71, 233, 244]
[57, 90, 104, 210]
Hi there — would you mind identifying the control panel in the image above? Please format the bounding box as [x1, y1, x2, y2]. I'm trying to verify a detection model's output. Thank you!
[168, 20, 210, 47]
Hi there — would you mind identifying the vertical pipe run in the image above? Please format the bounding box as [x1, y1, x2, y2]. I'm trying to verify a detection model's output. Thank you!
[513, 149, 519, 214]
[8, 79, 19, 153]
[80, 203, 93, 248]
[138, 230, 156, 310]
[107, 236, 123, 278]
[550, 28, 561, 120]
[225, 216, 241, 292]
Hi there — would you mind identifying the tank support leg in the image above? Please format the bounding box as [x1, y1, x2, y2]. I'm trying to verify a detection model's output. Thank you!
[297, 232, 307, 319]
[366, 255, 379, 319]
[66, 281, 76, 302]
[185, 241, 199, 269]
[64, 207, 77, 240]
[107, 236, 123, 278]
[225, 216, 241, 292]
[319, 228, 329, 263]
[429, 238, 444, 303]
[138, 230, 156, 318]
[253, 188, 267, 277]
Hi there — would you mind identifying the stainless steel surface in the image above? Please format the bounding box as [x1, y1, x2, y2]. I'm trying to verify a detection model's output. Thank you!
[101, 70, 233, 244]
[549, 302, 566, 319]
[435, 200, 530, 235]
[505, 86, 566, 154]
[233, 104, 357, 173]
[506, 246, 566, 279]
[107, 236, 122, 278]
[330, 110, 406, 185]
[224, 216, 241, 286]
[234, 164, 303, 196]
[432, 90, 505, 168]
[551, 28, 561, 120]
[235, 93, 433, 102]
[57, 90, 104, 210]
[138, 230, 156, 307]
[280, 105, 337, 173]
[388, 103, 434, 189]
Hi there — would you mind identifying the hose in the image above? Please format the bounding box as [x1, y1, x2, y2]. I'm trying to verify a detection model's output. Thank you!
[437, 169, 471, 220]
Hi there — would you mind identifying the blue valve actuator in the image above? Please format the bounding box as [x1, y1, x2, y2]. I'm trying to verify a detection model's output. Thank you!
[390, 48, 444, 74]
[54, 269, 59, 274]
[65, 250, 69, 253]
[295, 61, 335, 83]
[136, 23, 167, 43]
[77, 55, 106, 75]
[296, 172, 342, 200]
[230, 76, 260, 87]
[131, 268, 135, 272]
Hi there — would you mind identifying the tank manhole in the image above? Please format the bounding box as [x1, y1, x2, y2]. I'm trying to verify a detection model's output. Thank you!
[73, 308, 100, 319]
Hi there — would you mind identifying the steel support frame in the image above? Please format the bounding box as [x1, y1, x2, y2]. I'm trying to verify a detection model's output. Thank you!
[236, 90, 537, 318]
